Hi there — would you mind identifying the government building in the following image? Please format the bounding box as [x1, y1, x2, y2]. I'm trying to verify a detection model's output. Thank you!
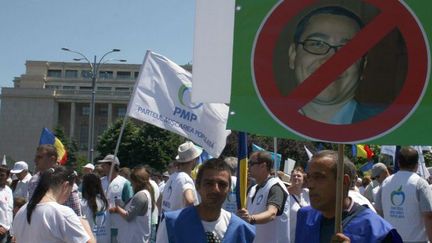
[0, 60, 142, 165]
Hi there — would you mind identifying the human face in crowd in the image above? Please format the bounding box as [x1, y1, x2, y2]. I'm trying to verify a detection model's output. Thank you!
[197, 169, 230, 209]
[247, 154, 263, 181]
[306, 156, 337, 217]
[100, 163, 112, 176]
[290, 169, 305, 187]
[289, 13, 363, 105]
[16, 170, 27, 180]
[34, 149, 56, 172]
[0, 171, 8, 187]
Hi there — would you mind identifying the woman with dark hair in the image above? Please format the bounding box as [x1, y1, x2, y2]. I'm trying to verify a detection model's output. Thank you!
[11, 166, 95, 243]
[288, 166, 310, 242]
[81, 173, 110, 243]
[109, 165, 154, 243]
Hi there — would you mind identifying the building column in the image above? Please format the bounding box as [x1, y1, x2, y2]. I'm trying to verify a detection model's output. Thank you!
[107, 103, 113, 126]
[70, 102, 76, 140]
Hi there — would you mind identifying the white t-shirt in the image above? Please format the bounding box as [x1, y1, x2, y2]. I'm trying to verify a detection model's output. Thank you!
[156, 208, 231, 243]
[11, 201, 90, 243]
[349, 190, 376, 213]
[289, 188, 309, 243]
[0, 186, 13, 230]
[81, 196, 110, 243]
[13, 173, 32, 200]
[149, 179, 160, 225]
[161, 172, 197, 212]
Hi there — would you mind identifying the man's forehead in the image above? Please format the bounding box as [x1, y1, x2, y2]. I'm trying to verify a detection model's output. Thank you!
[301, 13, 360, 38]
[202, 170, 230, 181]
[308, 157, 335, 171]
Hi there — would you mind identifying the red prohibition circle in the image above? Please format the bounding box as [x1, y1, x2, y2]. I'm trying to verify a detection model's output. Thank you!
[253, 0, 429, 143]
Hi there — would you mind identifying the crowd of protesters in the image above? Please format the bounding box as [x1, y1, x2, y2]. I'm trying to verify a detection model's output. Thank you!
[0, 141, 431, 243]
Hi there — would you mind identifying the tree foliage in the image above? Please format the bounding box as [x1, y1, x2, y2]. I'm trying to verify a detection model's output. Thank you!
[96, 119, 184, 171]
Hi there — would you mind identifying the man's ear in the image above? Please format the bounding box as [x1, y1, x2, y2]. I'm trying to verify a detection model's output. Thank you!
[288, 43, 297, 70]
[343, 174, 351, 187]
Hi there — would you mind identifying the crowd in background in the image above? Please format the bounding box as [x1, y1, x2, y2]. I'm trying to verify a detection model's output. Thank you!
[0, 142, 431, 243]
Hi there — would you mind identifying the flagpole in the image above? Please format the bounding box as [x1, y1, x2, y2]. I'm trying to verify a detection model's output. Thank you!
[236, 132, 248, 209]
[335, 144, 345, 234]
[107, 50, 152, 190]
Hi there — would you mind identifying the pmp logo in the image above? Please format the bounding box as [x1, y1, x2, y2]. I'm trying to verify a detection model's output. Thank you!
[391, 185, 405, 206]
[173, 84, 203, 122]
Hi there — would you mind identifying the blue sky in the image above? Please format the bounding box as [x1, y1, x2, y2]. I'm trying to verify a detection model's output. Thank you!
[0, 0, 195, 88]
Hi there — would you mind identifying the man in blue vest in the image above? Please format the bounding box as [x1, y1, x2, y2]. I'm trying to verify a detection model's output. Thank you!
[156, 158, 255, 243]
[295, 150, 402, 242]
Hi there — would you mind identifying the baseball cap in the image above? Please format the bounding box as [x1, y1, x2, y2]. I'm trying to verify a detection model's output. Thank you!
[10, 161, 28, 174]
[98, 154, 120, 165]
[82, 163, 95, 170]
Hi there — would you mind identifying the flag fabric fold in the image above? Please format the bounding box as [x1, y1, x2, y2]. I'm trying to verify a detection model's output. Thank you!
[354, 144, 374, 159]
[39, 128, 67, 165]
[126, 50, 230, 157]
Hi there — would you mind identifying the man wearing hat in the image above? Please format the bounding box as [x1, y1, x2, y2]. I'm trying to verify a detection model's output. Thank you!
[161, 141, 202, 212]
[98, 154, 133, 241]
[10, 161, 31, 200]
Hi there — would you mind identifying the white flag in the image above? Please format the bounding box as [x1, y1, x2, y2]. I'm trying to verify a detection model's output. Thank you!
[1, 155, 6, 166]
[126, 51, 231, 157]
[414, 146, 430, 179]
[304, 145, 313, 161]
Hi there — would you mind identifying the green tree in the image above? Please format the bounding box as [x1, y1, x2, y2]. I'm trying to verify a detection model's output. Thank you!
[97, 118, 184, 171]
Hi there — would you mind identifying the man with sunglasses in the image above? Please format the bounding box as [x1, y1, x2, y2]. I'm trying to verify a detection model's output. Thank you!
[237, 151, 289, 242]
[288, 6, 384, 124]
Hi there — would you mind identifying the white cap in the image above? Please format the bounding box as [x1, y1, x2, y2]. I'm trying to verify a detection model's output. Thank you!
[98, 154, 120, 165]
[83, 163, 95, 170]
[10, 161, 28, 174]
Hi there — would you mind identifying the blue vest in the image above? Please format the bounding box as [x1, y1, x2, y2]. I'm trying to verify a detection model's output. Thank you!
[165, 206, 255, 243]
[295, 206, 401, 243]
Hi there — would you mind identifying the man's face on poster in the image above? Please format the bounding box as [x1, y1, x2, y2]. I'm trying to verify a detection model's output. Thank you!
[288, 13, 364, 105]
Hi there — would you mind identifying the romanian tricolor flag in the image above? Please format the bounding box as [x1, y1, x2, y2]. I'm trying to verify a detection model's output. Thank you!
[39, 128, 68, 165]
[353, 144, 374, 159]
[236, 132, 248, 209]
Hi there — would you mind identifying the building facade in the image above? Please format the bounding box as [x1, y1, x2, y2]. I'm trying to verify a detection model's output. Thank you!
[0, 60, 141, 166]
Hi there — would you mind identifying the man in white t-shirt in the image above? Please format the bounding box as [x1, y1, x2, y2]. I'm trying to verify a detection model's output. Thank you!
[161, 141, 202, 212]
[98, 154, 133, 242]
[10, 161, 32, 200]
[375, 146, 432, 242]
[156, 158, 255, 243]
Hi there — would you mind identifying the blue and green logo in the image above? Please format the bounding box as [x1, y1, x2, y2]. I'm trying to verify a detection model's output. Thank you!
[178, 84, 203, 109]
[390, 185, 405, 206]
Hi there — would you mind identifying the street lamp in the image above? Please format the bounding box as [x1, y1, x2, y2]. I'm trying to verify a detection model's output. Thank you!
[61, 48, 126, 163]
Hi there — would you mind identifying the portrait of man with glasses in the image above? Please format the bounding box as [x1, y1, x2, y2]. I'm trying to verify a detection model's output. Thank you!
[287, 5, 386, 125]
